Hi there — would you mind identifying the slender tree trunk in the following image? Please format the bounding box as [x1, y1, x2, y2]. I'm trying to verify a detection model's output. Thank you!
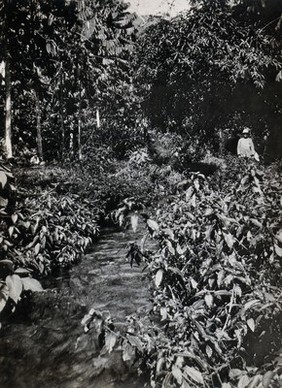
[76, 60, 82, 161]
[3, 0, 13, 159]
[59, 70, 65, 159]
[219, 128, 223, 155]
[5, 55, 12, 159]
[77, 83, 82, 160]
[96, 108, 100, 128]
[34, 90, 43, 160]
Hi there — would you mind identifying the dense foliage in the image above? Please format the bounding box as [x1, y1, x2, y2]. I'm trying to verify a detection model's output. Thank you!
[133, 0, 282, 161]
[0, 158, 104, 322]
[82, 159, 282, 387]
[0, 145, 185, 324]
[0, 0, 141, 160]
[0, 0, 281, 385]
[0, 160, 43, 322]
[127, 160, 282, 387]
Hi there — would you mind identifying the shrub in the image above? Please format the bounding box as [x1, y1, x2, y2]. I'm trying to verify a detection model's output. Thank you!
[88, 159, 282, 387]
[0, 160, 44, 323]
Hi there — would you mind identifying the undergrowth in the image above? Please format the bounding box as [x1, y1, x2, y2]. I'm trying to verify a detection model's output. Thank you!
[0, 148, 184, 323]
[82, 158, 282, 388]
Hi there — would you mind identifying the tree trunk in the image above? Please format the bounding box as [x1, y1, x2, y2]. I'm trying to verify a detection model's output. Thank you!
[5, 55, 12, 159]
[59, 70, 65, 159]
[77, 85, 82, 161]
[77, 61, 82, 161]
[35, 90, 43, 160]
[96, 109, 100, 128]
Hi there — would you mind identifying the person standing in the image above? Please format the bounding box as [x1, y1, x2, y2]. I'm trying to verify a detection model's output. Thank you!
[237, 128, 258, 160]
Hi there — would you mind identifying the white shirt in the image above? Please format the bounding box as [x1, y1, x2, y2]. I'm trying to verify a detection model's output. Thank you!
[237, 137, 255, 157]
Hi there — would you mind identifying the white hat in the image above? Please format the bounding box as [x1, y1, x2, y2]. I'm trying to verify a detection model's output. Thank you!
[242, 128, 250, 134]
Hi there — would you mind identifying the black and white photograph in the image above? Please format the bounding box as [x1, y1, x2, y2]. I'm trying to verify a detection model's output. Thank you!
[0, 0, 282, 387]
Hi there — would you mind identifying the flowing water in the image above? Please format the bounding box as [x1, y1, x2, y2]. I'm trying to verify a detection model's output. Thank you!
[0, 222, 155, 388]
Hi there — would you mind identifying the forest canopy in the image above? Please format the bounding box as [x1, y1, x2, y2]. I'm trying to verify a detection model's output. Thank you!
[0, 0, 281, 162]
[133, 0, 282, 161]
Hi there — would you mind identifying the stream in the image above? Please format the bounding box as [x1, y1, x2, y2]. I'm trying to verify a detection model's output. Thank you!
[0, 222, 155, 388]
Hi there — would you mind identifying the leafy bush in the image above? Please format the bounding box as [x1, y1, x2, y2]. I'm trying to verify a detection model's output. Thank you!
[0, 160, 44, 322]
[8, 191, 99, 274]
[86, 159, 282, 387]
[79, 147, 186, 214]
[3, 171, 100, 274]
[128, 161, 282, 387]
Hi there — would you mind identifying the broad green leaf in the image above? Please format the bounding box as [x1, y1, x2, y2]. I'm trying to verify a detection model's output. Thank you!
[0, 296, 7, 313]
[6, 274, 22, 303]
[155, 269, 163, 288]
[0, 171, 7, 189]
[274, 243, 282, 257]
[175, 351, 207, 369]
[172, 365, 183, 385]
[218, 214, 237, 227]
[204, 208, 213, 216]
[105, 332, 117, 353]
[241, 300, 261, 316]
[176, 243, 186, 255]
[190, 278, 198, 289]
[250, 218, 262, 228]
[206, 345, 212, 358]
[217, 270, 225, 287]
[34, 243, 41, 255]
[8, 226, 14, 238]
[275, 70, 282, 82]
[118, 213, 124, 227]
[0, 196, 8, 208]
[14, 267, 31, 275]
[0, 283, 9, 312]
[248, 375, 262, 388]
[229, 369, 244, 379]
[184, 366, 204, 385]
[194, 178, 200, 191]
[163, 372, 172, 388]
[147, 219, 159, 232]
[167, 240, 175, 254]
[247, 318, 255, 332]
[122, 343, 135, 362]
[262, 371, 275, 388]
[238, 374, 250, 388]
[130, 214, 138, 232]
[204, 293, 213, 308]
[181, 379, 191, 388]
[21, 277, 43, 292]
[185, 186, 194, 201]
[205, 225, 213, 240]
[223, 232, 234, 249]
[160, 306, 167, 320]
[11, 214, 18, 224]
[156, 357, 165, 374]
[127, 334, 143, 352]
[234, 285, 242, 297]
